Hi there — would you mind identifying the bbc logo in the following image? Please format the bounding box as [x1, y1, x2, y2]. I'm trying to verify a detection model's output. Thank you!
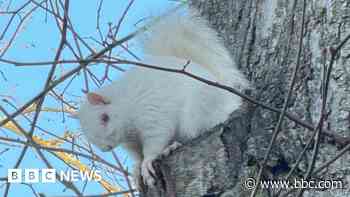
[8, 168, 101, 183]
[8, 169, 56, 183]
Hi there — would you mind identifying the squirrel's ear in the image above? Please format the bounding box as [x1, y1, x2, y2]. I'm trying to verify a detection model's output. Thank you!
[87, 93, 111, 105]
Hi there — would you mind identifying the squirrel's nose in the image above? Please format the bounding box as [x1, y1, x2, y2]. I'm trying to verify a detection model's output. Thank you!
[102, 145, 113, 152]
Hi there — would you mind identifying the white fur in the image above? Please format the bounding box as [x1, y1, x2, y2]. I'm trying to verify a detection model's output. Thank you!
[78, 7, 248, 188]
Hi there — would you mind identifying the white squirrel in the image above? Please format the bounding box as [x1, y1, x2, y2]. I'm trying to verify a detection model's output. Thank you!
[78, 7, 249, 188]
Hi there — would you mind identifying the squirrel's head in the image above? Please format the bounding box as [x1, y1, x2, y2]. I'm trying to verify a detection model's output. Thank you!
[78, 92, 121, 152]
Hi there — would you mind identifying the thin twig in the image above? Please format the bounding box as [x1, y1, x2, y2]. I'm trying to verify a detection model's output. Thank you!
[250, 0, 307, 196]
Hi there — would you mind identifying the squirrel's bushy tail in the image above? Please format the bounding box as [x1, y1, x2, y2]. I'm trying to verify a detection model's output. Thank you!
[142, 7, 249, 89]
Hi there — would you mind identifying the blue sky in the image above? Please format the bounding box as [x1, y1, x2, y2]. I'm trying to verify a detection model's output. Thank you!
[0, 0, 178, 196]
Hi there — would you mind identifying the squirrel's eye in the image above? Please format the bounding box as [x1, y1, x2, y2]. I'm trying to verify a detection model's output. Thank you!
[100, 113, 110, 123]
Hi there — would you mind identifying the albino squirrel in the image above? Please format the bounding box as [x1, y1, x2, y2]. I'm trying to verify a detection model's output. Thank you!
[78, 7, 248, 189]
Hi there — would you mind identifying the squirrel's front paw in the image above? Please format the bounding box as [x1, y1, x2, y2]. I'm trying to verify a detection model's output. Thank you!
[160, 141, 182, 158]
[141, 158, 156, 187]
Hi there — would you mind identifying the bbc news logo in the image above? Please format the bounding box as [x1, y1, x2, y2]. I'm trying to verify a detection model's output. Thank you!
[8, 169, 102, 183]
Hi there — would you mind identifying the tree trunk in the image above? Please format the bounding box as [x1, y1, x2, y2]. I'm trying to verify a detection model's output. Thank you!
[142, 0, 350, 196]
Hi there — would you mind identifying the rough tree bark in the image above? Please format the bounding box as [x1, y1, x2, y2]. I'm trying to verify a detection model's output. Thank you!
[142, 0, 350, 196]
